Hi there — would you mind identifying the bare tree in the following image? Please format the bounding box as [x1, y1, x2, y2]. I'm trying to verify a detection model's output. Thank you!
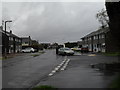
[96, 8, 109, 29]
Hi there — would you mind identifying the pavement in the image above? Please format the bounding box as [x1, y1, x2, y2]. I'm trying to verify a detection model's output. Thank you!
[2, 49, 119, 88]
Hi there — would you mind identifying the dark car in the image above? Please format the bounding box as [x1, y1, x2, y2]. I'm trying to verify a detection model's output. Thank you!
[81, 47, 89, 53]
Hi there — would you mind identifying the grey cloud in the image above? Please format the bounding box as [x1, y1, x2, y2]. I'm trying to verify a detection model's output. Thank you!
[2, 2, 105, 44]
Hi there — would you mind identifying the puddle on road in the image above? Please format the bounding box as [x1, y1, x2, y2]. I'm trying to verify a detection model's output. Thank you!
[90, 63, 120, 72]
[90, 62, 120, 80]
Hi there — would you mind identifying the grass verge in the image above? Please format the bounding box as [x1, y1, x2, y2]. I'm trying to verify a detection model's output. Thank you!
[31, 54, 40, 57]
[38, 50, 45, 54]
[109, 74, 120, 88]
[0, 57, 3, 60]
[102, 52, 120, 56]
[32, 85, 57, 90]
[0, 56, 13, 60]
[31, 51, 45, 57]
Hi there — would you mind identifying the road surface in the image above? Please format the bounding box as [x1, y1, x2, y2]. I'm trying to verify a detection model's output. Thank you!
[2, 49, 119, 88]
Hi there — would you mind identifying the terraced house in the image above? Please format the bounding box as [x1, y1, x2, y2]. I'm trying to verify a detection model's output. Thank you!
[7, 30, 22, 53]
[1, 26, 22, 54]
[81, 27, 109, 52]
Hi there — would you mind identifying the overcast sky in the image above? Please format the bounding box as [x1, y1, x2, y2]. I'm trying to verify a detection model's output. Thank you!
[2, 2, 105, 44]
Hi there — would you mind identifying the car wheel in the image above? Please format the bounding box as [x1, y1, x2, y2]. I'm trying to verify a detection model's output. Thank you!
[63, 52, 66, 56]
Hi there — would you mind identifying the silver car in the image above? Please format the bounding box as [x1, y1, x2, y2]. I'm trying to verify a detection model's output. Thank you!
[22, 47, 35, 53]
[58, 48, 74, 55]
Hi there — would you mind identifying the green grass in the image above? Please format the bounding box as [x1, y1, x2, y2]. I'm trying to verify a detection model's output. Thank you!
[31, 54, 40, 57]
[0, 57, 8, 60]
[32, 85, 57, 90]
[39, 51, 45, 54]
[102, 52, 120, 56]
[109, 74, 120, 88]
[0, 57, 3, 60]
[31, 51, 45, 57]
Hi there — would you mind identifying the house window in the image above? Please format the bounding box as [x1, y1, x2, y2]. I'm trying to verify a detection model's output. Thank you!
[18, 39, 20, 42]
[96, 35, 98, 39]
[9, 37, 13, 41]
[9, 37, 11, 40]
[102, 34, 105, 38]
[11, 45, 13, 47]
[25, 42, 28, 44]
[88, 37, 91, 40]
[93, 36, 96, 40]
[99, 34, 101, 39]
[15, 38, 18, 42]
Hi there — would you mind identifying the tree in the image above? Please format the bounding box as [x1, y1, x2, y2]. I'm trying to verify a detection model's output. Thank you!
[96, 8, 109, 28]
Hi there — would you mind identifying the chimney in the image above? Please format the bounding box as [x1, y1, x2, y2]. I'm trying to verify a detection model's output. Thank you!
[10, 30, 12, 34]
[29, 36, 31, 39]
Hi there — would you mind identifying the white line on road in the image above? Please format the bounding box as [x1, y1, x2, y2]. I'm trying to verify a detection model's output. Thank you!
[60, 59, 70, 71]
[48, 58, 70, 77]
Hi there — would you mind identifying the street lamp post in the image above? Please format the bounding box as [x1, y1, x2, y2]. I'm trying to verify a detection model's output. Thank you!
[4, 20, 12, 58]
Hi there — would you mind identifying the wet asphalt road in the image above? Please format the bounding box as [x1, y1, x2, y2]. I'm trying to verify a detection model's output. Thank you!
[3, 50, 64, 88]
[2, 49, 119, 88]
[36, 54, 119, 88]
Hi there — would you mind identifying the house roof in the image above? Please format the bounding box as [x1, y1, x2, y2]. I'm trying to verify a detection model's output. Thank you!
[21, 36, 31, 39]
[2, 30, 21, 39]
[81, 27, 109, 39]
[21, 37, 29, 39]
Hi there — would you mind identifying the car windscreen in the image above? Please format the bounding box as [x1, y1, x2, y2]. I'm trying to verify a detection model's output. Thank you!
[64, 48, 71, 50]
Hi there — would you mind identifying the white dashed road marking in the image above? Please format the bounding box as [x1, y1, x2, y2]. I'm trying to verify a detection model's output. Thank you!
[60, 59, 70, 71]
[48, 58, 70, 76]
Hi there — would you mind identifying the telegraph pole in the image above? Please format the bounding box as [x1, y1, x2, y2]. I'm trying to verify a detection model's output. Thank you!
[4, 20, 12, 58]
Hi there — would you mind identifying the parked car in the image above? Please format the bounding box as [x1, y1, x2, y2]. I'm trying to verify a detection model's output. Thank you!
[71, 47, 81, 51]
[58, 48, 74, 55]
[22, 47, 35, 53]
[81, 47, 89, 53]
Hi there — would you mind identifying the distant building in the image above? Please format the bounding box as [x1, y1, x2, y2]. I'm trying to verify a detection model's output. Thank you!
[48, 43, 58, 49]
[21, 37, 40, 51]
[31, 40, 40, 51]
[21, 36, 32, 48]
[64, 42, 79, 48]
[40, 43, 51, 49]
[80, 27, 109, 52]
[31, 40, 39, 46]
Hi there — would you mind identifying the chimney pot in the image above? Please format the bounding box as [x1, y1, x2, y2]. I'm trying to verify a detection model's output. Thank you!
[10, 30, 12, 33]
